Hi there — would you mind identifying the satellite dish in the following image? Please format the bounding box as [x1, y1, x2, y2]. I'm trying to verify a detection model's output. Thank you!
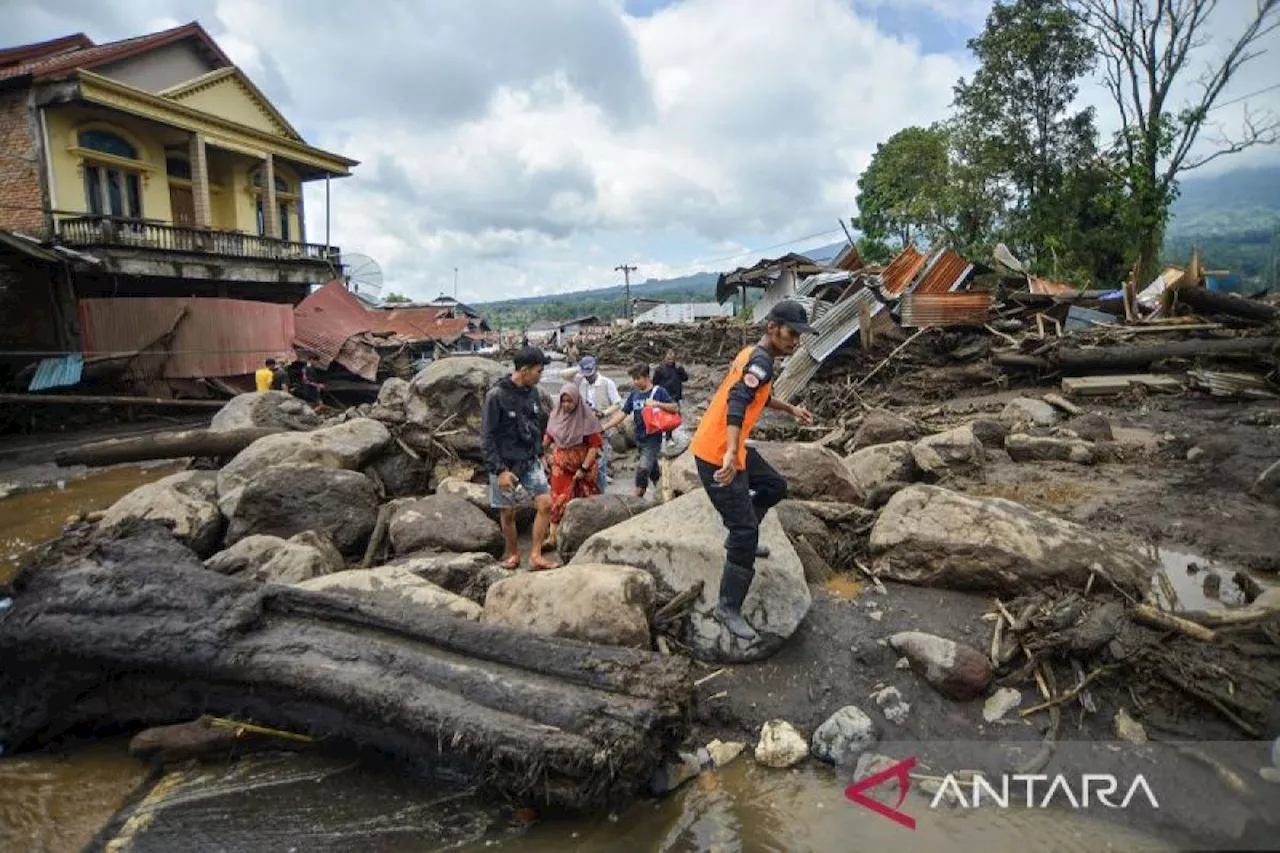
[341, 252, 384, 300]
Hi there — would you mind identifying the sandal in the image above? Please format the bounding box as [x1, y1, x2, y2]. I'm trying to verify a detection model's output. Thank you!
[501, 554, 521, 570]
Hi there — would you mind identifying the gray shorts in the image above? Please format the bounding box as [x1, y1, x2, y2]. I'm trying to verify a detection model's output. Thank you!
[488, 464, 550, 508]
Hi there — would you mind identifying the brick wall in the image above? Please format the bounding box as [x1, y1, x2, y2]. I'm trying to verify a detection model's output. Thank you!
[0, 88, 47, 238]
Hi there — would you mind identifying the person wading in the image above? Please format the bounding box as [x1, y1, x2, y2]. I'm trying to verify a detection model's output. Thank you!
[480, 346, 559, 570]
[541, 382, 604, 551]
[689, 301, 815, 640]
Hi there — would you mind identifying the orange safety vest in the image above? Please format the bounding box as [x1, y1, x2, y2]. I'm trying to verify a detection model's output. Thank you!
[691, 345, 772, 470]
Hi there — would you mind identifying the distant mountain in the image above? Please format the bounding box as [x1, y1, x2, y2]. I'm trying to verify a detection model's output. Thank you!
[476, 240, 848, 326]
[1165, 165, 1280, 287]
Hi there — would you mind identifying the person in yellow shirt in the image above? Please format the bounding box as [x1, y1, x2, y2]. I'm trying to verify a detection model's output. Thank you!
[689, 301, 815, 641]
[255, 358, 279, 393]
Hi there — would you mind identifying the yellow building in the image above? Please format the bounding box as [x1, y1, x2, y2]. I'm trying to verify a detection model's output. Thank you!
[0, 22, 358, 297]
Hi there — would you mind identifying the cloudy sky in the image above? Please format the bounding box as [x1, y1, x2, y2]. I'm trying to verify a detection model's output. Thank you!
[6, 0, 1279, 303]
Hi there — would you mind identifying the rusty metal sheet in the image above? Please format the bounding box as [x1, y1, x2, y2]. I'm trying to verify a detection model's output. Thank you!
[293, 280, 379, 367]
[78, 297, 295, 380]
[335, 336, 381, 382]
[880, 246, 927, 295]
[1029, 277, 1076, 295]
[901, 292, 993, 328]
[378, 307, 450, 338]
[912, 249, 973, 294]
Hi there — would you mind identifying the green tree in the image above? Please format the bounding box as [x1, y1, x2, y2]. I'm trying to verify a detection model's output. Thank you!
[1072, 0, 1280, 285]
[952, 0, 1106, 266]
[382, 292, 411, 304]
[853, 125, 954, 254]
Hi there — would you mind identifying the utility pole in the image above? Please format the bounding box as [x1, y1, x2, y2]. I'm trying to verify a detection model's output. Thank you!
[453, 267, 459, 300]
[615, 263, 637, 321]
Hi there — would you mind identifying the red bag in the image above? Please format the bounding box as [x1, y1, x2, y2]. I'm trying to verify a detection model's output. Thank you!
[641, 389, 683, 433]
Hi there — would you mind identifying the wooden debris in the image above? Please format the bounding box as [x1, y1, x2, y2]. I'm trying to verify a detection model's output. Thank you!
[0, 393, 226, 409]
[1061, 374, 1185, 397]
[1173, 283, 1280, 324]
[52, 427, 285, 467]
[1056, 337, 1280, 373]
[1132, 604, 1217, 642]
[1041, 393, 1082, 415]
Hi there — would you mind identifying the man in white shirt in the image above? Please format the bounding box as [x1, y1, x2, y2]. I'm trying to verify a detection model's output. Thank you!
[569, 355, 621, 493]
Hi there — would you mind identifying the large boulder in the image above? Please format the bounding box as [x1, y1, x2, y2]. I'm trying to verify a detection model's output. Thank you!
[869, 485, 1156, 595]
[225, 464, 379, 556]
[363, 447, 431, 498]
[1070, 413, 1114, 443]
[204, 530, 344, 584]
[387, 494, 504, 558]
[1251, 460, 1280, 508]
[556, 494, 649, 560]
[851, 410, 921, 450]
[753, 442, 862, 503]
[296, 566, 482, 620]
[1000, 398, 1060, 430]
[483, 564, 655, 648]
[843, 441, 919, 508]
[209, 391, 321, 433]
[665, 451, 703, 498]
[387, 552, 516, 604]
[570, 489, 810, 662]
[774, 501, 837, 583]
[435, 476, 490, 512]
[216, 418, 390, 517]
[910, 425, 985, 476]
[100, 471, 222, 557]
[408, 356, 508, 432]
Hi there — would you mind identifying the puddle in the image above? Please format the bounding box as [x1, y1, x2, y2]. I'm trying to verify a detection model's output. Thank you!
[0, 462, 186, 583]
[1146, 545, 1279, 612]
[824, 574, 865, 601]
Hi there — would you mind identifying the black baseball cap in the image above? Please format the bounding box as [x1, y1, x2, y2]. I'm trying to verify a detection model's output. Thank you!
[766, 300, 816, 334]
[513, 346, 552, 368]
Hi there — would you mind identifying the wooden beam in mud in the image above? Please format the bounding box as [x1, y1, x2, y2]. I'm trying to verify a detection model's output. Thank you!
[52, 427, 283, 467]
[0, 393, 226, 409]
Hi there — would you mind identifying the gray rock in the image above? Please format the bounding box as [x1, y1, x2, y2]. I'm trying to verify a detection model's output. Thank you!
[844, 441, 919, 508]
[889, 631, 992, 701]
[851, 410, 921, 449]
[665, 451, 702, 498]
[556, 494, 649, 560]
[363, 447, 430, 498]
[387, 552, 512, 603]
[811, 705, 878, 766]
[570, 489, 810, 663]
[408, 356, 510, 434]
[1252, 588, 1280, 611]
[982, 687, 1022, 722]
[1000, 398, 1060, 429]
[210, 391, 321, 433]
[752, 441, 863, 503]
[1186, 446, 1206, 463]
[216, 418, 391, 517]
[774, 501, 837, 583]
[483, 563, 655, 648]
[435, 476, 491, 512]
[1250, 460, 1280, 508]
[100, 471, 222, 557]
[1005, 434, 1104, 465]
[754, 720, 808, 768]
[854, 752, 898, 781]
[969, 419, 1011, 449]
[387, 494, 504, 558]
[1070, 413, 1114, 442]
[204, 531, 344, 584]
[871, 686, 910, 725]
[225, 464, 379, 556]
[870, 485, 1156, 596]
[297, 566, 482, 620]
[911, 425, 985, 476]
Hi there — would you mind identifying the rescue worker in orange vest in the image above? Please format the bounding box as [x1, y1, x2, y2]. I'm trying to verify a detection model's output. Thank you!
[690, 300, 815, 641]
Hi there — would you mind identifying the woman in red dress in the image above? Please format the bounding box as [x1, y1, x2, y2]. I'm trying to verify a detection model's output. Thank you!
[542, 382, 604, 552]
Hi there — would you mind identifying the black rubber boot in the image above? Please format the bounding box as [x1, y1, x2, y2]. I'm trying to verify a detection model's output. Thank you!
[714, 562, 758, 641]
[755, 544, 770, 558]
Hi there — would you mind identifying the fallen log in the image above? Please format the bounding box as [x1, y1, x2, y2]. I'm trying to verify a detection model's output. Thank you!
[1055, 337, 1280, 373]
[52, 426, 283, 467]
[1132, 604, 1217, 642]
[1173, 284, 1280, 324]
[0, 522, 693, 810]
[0, 392, 226, 409]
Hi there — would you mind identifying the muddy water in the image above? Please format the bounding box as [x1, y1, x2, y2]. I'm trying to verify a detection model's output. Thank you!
[0, 745, 1178, 853]
[1147, 544, 1280, 611]
[0, 462, 185, 583]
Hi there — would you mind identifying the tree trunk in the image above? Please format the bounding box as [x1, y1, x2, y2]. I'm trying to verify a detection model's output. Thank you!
[1173, 283, 1280, 324]
[0, 522, 693, 811]
[1055, 337, 1280, 373]
[53, 427, 283, 467]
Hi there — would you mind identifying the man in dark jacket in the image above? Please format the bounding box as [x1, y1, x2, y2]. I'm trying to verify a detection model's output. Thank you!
[480, 346, 559, 570]
[652, 348, 689, 441]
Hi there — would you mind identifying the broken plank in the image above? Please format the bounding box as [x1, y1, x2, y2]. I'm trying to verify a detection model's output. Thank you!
[1061, 375, 1185, 397]
[1132, 604, 1217, 642]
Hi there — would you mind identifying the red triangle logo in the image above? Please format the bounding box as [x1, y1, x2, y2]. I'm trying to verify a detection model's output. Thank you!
[844, 756, 917, 830]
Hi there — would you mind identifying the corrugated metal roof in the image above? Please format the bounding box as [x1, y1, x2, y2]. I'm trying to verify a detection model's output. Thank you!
[377, 306, 449, 337]
[634, 302, 735, 324]
[901, 292, 992, 328]
[293, 280, 381, 367]
[28, 353, 83, 391]
[1029, 277, 1076, 295]
[880, 246, 927, 295]
[912, 249, 973, 294]
[78, 297, 295, 380]
[1187, 370, 1279, 399]
[772, 288, 889, 402]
